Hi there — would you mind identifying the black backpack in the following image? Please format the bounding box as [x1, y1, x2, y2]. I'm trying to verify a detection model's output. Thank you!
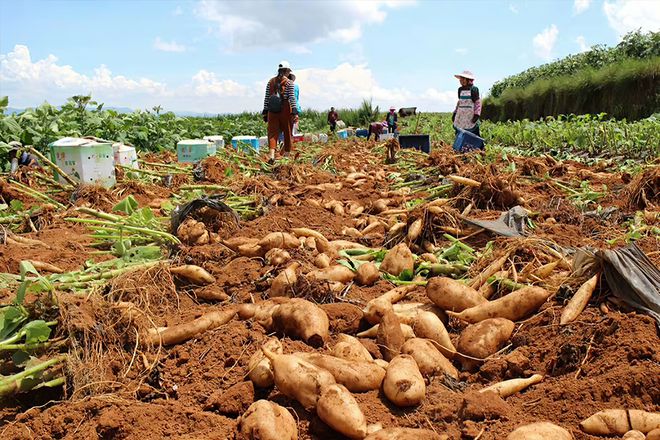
[267, 78, 286, 113]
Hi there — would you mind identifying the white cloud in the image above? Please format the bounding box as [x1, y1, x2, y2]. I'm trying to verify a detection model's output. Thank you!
[455, 48, 468, 55]
[194, 0, 415, 50]
[0, 44, 458, 114]
[509, 4, 519, 14]
[153, 37, 187, 53]
[576, 35, 589, 52]
[573, 0, 591, 14]
[172, 5, 183, 16]
[603, 0, 660, 37]
[533, 24, 559, 61]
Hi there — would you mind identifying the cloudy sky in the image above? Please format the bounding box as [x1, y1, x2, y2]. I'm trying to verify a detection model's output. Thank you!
[1, 0, 658, 114]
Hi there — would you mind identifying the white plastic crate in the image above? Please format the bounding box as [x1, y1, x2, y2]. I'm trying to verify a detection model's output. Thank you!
[49, 137, 116, 187]
[203, 135, 225, 149]
[113, 143, 139, 169]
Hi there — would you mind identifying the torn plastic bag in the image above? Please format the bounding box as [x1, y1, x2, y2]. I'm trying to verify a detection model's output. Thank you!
[170, 196, 239, 235]
[461, 205, 529, 237]
[574, 243, 660, 326]
[192, 162, 205, 182]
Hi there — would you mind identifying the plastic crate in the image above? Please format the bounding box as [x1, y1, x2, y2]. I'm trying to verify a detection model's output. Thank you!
[355, 129, 369, 138]
[202, 135, 225, 149]
[231, 136, 260, 153]
[337, 129, 348, 139]
[177, 139, 216, 163]
[113, 143, 139, 169]
[452, 128, 484, 153]
[49, 137, 116, 187]
[398, 134, 431, 154]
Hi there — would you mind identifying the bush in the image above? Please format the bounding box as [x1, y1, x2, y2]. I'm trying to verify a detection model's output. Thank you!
[483, 57, 660, 122]
[489, 30, 660, 98]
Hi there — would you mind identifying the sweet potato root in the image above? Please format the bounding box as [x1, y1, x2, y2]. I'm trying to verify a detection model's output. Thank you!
[317, 383, 368, 439]
[449, 286, 551, 323]
[262, 347, 335, 409]
[580, 409, 660, 435]
[426, 277, 486, 312]
[297, 352, 385, 392]
[238, 400, 297, 440]
[271, 298, 329, 347]
[401, 338, 458, 379]
[506, 422, 573, 440]
[383, 354, 426, 407]
[146, 306, 237, 346]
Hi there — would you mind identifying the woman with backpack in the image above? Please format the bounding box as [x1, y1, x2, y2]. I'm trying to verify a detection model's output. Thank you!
[262, 61, 299, 164]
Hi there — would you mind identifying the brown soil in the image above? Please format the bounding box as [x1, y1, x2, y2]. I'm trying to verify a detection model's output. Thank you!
[1, 143, 658, 440]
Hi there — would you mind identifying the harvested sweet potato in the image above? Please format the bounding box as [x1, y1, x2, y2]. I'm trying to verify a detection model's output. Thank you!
[238, 400, 298, 440]
[308, 265, 355, 283]
[247, 338, 283, 388]
[314, 253, 332, 268]
[261, 347, 335, 409]
[401, 338, 458, 379]
[332, 334, 373, 362]
[296, 352, 385, 392]
[259, 232, 301, 250]
[411, 311, 456, 358]
[265, 248, 291, 266]
[271, 298, 329, 347]
[426, 277, 486, 312]
[560, 274, 598, 325]
[365, 427, 443, 439]
[383, 354, 426, 407]
[506, 422, 573, 440]
[449, 286, 551, 323]
[356, 262, 380, 286]
[238, 243, 265, 258]
[480, 374, 544, 398]
[364, 285, 416, 324]
[647, 428, 660, 440]
[357, 323, 415, 340]
[380, 243, 415, 276]
[377, 311, 405, 361]
[170, 265, 215, 285]
[222, 236, 259, 251]
[146, 306, 237, 346]
[317, 383, 368, 439]
[580, 409, 660, 435]
[270, 262, 300, 297]
[457, 318, 515, 369]
[392, 302, 448, 325]
[623, 431, 646, 440]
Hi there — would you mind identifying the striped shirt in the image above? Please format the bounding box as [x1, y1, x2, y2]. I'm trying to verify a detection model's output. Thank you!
[263, 76, 298, 114]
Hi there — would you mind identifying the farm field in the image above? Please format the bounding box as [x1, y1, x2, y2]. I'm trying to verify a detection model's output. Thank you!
[0, 130, 657, 439]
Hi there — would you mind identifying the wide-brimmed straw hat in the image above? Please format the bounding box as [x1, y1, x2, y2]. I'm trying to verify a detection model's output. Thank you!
[454, 70, 475, 80]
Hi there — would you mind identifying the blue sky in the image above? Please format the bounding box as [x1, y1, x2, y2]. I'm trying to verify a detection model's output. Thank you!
[1, 0, 658, 113]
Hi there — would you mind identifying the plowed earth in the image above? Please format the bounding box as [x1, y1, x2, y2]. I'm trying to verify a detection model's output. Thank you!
[0, 140, 658, 440]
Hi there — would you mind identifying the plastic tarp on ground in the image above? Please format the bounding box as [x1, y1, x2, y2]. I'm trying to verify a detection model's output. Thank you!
[170, 196, 239, 235]
[461, 205, 529, 237]
[574, 243, 660, 326]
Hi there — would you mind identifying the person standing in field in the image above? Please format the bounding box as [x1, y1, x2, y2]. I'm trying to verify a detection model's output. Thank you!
[288, 71, 302, 135]
[452, 70, 482, 140]
[327, 107, 339, 132]
[386, 107, 398, 133]
[262, 61, 299, 164]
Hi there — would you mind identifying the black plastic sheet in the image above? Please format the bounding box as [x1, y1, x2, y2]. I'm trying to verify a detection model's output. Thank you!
[170, 196, 239, 234]
[574, 243, 660, 326]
